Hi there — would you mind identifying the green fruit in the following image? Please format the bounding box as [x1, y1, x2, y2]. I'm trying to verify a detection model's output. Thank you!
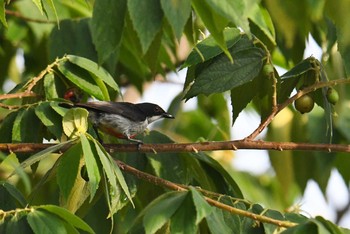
[294, 94, 314, 114]
[326, 88, 339, 105]
[263, 64, 274, 76]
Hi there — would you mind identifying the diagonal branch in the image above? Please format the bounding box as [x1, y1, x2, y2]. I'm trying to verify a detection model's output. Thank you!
[116, 160, 297, 228]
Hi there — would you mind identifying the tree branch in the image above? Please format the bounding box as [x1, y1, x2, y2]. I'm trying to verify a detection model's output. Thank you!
[247, 78, 350, 140]
[116, 160, 297, 228]
[1, 140, 350, 154]
[5, 10, 57, 24]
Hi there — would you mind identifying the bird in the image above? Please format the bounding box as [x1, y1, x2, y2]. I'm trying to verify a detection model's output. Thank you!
[60, 101, 174, 144]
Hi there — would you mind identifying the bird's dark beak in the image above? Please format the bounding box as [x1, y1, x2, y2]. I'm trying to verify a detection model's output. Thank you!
[163, 113, 175, 119]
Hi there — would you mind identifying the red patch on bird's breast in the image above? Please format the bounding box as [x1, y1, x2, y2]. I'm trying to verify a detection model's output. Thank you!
[100, 126, 136, 139]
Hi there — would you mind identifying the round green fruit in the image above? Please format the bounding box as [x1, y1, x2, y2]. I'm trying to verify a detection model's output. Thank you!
[326, 88, 339, 105]
[294, 94, 314, 114]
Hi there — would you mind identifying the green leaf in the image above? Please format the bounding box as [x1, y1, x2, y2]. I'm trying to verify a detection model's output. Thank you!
[191, 0, 232, 62]
[160, 0, 191, 39]
[6, 215, 32, 234]
[170, 192, 197, 234]
[0, 111, 18, 143]
[315, 216, 343, 234]
[39, 205, 95, 233]
[191, 152, 243, 198]
[66, 54, 119, 92]
[185, 36, 265, 100]
[62, 108, 89, 138]
[2, 153, 31, 194]
[43, 72, 64, 100]
[182, 28, 242, 68]
[49, 19, 97, 62]
[189, 187, 213, 224]
[32, 0, 44, 15]
[12, 108, 42, 143]
[80, 134, 100, 201]
[57, 60, 105, 100]
[143, 191, 187, 234]
[1, 182, 27, 208]
[44, 0, 59, 24]
[248, 4, 276, 47]
[35, 102, 63, 139]
[18, 140, 75, 170]
[206, 208, 232, 234]
[204, 0, 249, 34]
[27, 209, 67, 234]
[128, 0, 163, 54]
[90, 0, 126, 64]
[43, 72, 58, 99]
[57, 143, 82, 201]
[0, 0, 7, 27]
[230, 76, 261, 125]
[93, 140, 134, 214]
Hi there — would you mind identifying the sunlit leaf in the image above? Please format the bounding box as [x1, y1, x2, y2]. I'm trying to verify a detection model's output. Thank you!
[66, 55, 119, 92]
[0, 0, 7, 27]
[62, 108, 88, 138]
[58, 61, 105, 100]
[80, 134, 100, 201]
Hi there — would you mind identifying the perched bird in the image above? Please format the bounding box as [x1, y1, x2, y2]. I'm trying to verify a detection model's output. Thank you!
[60, 101, 174, 143]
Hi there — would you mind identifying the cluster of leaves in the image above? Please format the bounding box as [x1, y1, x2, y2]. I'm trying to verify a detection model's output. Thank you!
[1, 0, 350, 233]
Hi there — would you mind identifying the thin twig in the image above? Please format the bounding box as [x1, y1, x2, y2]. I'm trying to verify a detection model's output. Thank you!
[116, 160, 297, 228]
[247, 78, 350, 140]
[24, 57, 67, 93]
[5, 10, 57, 24]
[0, 92, 38, 101]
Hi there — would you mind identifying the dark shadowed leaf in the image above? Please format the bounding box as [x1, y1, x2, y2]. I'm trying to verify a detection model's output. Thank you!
[35, 101, 63, 139]
[143, 191, 187, 234]
[39, 205, 95, 233]
[90, 0, 126, 64]
[1, 182, 27, 208]
[160, 0, 191, 39]
[49, 19, 97, 62]
[128, 0, 163, 54]
[184, 36, 265, 100]
[57, 143, 82, 201]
